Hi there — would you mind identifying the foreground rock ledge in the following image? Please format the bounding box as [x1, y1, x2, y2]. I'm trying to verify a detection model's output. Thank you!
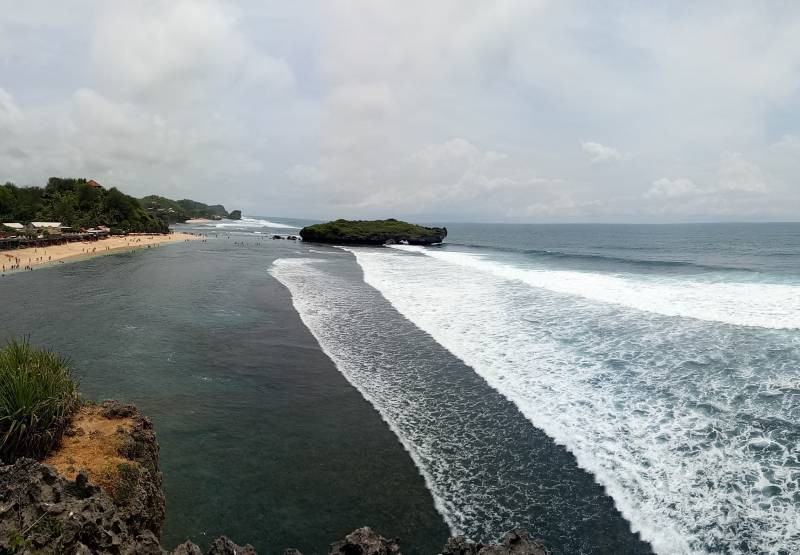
[0, 400, 547, 554]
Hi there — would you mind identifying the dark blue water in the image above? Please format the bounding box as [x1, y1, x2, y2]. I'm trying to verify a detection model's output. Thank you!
[441, 222, 800, 276]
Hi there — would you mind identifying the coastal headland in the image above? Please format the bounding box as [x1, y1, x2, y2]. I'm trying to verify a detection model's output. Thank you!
[1, 232, 200, 274]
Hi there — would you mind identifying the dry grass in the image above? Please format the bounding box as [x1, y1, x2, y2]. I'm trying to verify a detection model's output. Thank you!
[43, 405, 134, 494]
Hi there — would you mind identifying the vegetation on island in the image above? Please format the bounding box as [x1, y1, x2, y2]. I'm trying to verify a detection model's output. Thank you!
[0, 178, 242, 233]
[0, 339, 80, 462]
[300, 218, 447, 245]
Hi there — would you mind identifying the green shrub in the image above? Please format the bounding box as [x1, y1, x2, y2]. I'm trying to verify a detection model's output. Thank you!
[0, 339, 80, 462]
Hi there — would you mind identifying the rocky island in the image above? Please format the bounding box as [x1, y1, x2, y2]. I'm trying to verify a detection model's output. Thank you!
[299, 219, 447, 245]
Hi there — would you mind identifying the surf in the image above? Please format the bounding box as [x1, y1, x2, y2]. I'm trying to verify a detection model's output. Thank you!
[346, 245, 800, 555]
[389, 245, 800, 330]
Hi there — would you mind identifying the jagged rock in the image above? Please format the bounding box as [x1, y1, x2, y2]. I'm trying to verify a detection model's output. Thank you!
[329, 527, 401, 555]
[0, 400, 165, 554]
[207, 536, 258, 555]
[170, 540, 205, 555]
[0, 458, 157, 554]
[440, 530, 549, 555]
[99, 399, 138, 418]
[284, 549, 304, 555]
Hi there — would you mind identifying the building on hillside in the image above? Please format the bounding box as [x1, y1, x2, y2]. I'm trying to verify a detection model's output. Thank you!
[0, 222, 24, 238]
[87, 179, 103, 189]
[28, 222, 63, 235]
[87, 225, 111, 235]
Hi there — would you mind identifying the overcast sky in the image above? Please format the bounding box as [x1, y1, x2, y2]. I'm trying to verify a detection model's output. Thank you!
[1, 1, 799, 222]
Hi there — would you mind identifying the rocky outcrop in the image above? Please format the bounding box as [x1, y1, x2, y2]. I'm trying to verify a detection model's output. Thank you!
[0, 458, 164, 554]
[329, 527, 401, 554]
[0, 400, 166, 554]
[299, 219, 447, 246]
[440, 530, 549, 555]
[323, 527, 548, 555]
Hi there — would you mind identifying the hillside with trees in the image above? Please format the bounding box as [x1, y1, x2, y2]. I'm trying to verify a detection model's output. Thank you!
[0, 178, 241, 233]
[0, 178, 168, 233]
[140, 196, 240, 223]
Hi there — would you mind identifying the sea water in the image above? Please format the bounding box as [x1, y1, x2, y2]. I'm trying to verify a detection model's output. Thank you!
[271, 222, 800, 555]
[2, 220, 797, 554]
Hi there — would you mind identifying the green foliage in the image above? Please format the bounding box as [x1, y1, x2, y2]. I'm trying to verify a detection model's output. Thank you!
[112, 462, 141, 506]
[0, 339, 80, 462]
[140, 195, 235, 223]
[227, 209, 242, 220]
[1, 530, 28, 554]
[0, 178, 168, 233]
[300, 218, 447, 244]
[0, 182, 44, 222]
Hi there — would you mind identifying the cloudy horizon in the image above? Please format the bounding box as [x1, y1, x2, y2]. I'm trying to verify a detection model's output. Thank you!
[2, 1, 800, 223]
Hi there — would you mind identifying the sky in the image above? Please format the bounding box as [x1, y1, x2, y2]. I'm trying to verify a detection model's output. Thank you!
[1, 1, 800, 223]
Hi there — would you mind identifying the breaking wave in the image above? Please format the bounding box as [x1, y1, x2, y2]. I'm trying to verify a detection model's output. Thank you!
[212, 217, 297, 229]
[389, 245, 800, 329]
[345, 245, 800, 555]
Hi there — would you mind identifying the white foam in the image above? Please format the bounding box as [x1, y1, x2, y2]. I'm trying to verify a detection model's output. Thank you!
[389, 245, 800, 329]
[212, 217, 296, 229]
[346, 246, 800, 555]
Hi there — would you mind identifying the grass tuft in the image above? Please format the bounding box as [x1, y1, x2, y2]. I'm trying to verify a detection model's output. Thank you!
[0, 339, 80, 462]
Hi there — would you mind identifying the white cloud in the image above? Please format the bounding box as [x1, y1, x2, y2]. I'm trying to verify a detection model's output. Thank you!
[0, 88, 23, 128]
[716, 152, 767, 193]
[287, 164, 327, 185]
[2, 2, 800, 220]
[645, 178, 701, 199]
[581, 141, 626, 164]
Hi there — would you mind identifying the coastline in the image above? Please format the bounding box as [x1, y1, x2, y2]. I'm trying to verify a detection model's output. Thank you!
[1, 232, 201, 274]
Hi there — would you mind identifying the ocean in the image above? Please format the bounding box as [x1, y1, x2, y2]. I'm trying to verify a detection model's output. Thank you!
[2, 218, 798, 554]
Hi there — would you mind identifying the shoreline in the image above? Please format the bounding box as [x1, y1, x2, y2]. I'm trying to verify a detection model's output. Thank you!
[1, 232, 201, 274]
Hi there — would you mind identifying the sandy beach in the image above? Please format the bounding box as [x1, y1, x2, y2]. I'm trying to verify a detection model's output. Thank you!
[1, 232, 200, 274]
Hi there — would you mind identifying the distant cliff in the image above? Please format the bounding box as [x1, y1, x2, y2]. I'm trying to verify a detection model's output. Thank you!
[140, 196, 241, 223]
[300, 218, 447, 245]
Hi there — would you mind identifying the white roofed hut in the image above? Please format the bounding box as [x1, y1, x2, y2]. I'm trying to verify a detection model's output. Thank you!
[28, 222, 63, 236]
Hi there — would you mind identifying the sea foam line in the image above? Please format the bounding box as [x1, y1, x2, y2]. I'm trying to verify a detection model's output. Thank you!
[270, 256, 658, 554]
[389, 245, 800, 330]
[213, 217, 296, 229]
[268, 258, 456, 533]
